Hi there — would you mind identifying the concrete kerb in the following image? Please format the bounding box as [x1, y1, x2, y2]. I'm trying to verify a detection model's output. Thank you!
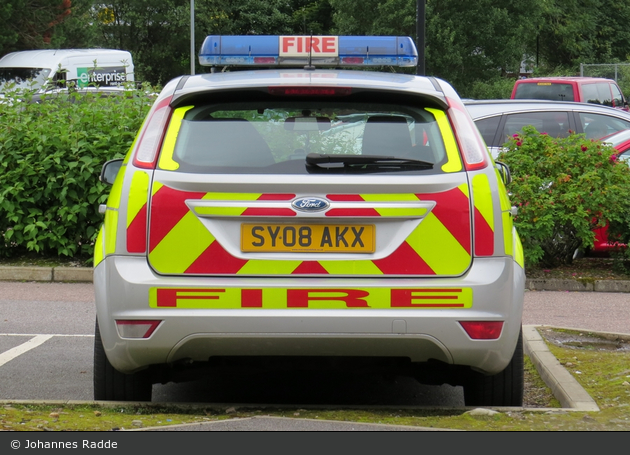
[0, 266, 92, 282]
[522, 325, 600, 411]
[525, 278, 630, 292]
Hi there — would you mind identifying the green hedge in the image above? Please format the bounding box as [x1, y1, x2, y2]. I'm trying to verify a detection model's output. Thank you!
[498, 126, 630, 267]
[0, 87, 153, 260]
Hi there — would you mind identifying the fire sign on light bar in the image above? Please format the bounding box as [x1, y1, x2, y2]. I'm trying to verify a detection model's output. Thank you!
[198, 35, 418, 67]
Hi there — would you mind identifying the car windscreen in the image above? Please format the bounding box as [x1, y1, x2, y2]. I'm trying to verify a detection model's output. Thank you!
[0, 67, 51, 92]
[162, 101, 451, 175]
[514, 82, 575, 102]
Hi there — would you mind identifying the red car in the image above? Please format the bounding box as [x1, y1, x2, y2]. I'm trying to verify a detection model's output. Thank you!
[512, 77, 629, 111]
[590, 129, 630, 254]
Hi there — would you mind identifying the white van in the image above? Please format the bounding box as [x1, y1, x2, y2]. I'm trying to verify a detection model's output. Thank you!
[0, 49, 134, 95]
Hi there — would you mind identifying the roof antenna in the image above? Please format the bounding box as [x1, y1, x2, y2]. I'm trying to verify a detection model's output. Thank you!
[304, 31, 315, 71]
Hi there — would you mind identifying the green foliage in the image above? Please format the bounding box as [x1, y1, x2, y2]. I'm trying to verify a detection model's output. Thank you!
[0, 0, 70, 55]
[0, 86, 154, 258]
[498, 126, 630, 267]
[467, 77, 517, 100]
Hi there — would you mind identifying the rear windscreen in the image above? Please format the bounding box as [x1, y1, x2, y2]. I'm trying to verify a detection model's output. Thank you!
[513, 82, 575, 102]
[161, 100, 453, 175]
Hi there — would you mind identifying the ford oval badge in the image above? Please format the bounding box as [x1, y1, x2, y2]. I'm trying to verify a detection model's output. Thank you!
[292, 197, 330, 212]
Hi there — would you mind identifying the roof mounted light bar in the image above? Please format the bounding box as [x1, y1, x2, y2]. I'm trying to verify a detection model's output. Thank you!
[199, 35, 418, 68]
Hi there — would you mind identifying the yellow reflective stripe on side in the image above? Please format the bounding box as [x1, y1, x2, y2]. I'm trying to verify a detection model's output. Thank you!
[106, 164, 126, 210]
[425, 108, 462, 173]
[127, 171, 150, 228]
[149, 287, 473, 309]
[495, 169, 512, 212]
[408, 212, 470, 274]
[104, 209, 118, 255]
[94, 226, 104, 267]
[158, 106, 194, 171]
[149, 211, 215, 273]
[503, 212, 514, 257]
[472, 174, 494, 230]
[514, 228, 524, 269]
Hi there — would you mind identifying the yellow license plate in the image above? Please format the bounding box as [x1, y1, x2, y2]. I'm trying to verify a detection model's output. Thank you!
[241, 224, 375, 253]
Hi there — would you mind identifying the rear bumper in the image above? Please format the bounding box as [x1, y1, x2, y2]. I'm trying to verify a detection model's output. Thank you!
[94, 255, 524, 375]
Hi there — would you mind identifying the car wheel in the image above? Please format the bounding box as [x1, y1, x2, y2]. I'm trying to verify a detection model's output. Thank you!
[463, 328, 524, 407]
[93, 319, 153, 401]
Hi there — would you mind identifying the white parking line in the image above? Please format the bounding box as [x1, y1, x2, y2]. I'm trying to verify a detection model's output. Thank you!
[0, 335, 54, 367]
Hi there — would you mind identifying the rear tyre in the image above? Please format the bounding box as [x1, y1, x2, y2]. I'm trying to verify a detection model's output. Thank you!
[463, 328, 524, 407]
[93, 319, 153, 401]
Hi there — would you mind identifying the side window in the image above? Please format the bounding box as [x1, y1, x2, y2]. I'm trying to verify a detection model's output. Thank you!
[610, 83, 625, 108]
[502, 111, 570, 142]
[579, 112, 630, 139]
[473, 116, 501, 146]
[581, 84, 602, 105]
[597, 83, 613, 107]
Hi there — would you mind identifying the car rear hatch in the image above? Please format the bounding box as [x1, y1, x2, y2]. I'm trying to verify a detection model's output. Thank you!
[144, 84, 473, 278]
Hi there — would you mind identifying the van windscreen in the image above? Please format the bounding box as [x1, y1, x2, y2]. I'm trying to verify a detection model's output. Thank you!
[0, 67, 51, 92]
[514, 82, 574, 102]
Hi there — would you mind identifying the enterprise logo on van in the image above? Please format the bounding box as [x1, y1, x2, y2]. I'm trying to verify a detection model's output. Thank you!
[77, 67, 127, 88]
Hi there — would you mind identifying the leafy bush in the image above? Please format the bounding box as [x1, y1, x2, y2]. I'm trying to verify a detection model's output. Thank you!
[466, 77, 516, 100]
[0, 87, 154, 259]
[498, 126, 630, 267]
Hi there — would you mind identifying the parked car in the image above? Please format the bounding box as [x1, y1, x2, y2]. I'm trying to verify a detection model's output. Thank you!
[601, 128, 630, 160]
[467, 99, 630, 256]
[93, 35, 525, 406]
[465, 99, 630, 158]
[589, 129, 630, 254]
[511, 76, 628, 111]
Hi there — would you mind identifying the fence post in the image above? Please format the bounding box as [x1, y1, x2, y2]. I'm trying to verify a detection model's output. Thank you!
[580, 63, 584, 77]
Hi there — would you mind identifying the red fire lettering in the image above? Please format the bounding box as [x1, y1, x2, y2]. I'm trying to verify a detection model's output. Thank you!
[322, 37, 336, 53]
[308, 37, 320, 53]
[241, 289, 263, 308]
[156, 288, 225, 307]
[287, 289, 369, 307]
[282, 36, 295, 53]
[391, 289, 463, 308]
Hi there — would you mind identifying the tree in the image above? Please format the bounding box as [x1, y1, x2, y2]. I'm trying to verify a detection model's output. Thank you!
[330, 0, 544, 96]
[536, 0, 630, 70]
[0, 1, 74, 55]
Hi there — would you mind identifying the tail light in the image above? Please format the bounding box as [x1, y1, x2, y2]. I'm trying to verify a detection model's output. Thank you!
[132, 96, 173, 169]
[459, 321, 504, 340]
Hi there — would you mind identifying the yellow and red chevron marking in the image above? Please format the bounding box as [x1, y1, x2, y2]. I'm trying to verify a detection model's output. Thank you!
[147, 185, 472, 276]
[471, 174, 495, 256]
[149, 286, 473, 309]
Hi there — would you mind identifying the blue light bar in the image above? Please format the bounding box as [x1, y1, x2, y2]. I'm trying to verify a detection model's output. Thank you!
[199, 35, 418, 68]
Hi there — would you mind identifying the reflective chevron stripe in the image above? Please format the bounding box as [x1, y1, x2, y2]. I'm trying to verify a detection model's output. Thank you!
[147, 185, 473, 276]
[471, 173, 495, 256]
[126, 171, 151, 253]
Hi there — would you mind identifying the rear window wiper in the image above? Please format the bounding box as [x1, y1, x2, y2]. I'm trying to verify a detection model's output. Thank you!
[305, 153, 433, 171]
